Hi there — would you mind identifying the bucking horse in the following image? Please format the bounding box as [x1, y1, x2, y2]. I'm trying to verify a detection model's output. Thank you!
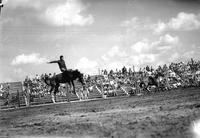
[42, 69, 85, 103]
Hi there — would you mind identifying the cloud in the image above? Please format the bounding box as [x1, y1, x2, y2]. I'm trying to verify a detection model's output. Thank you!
[183, 50, 195, 58]
[154, 21, 168, 33]
[151, 34, 179, 51]
[14, 68, 26, 78]
[108, 46, 127, 57]
[100, 44, 157, 71]
[154, 12, 200, 33]
[44, 0, 94, 26]
[102, 46, 127, 61]
[99, 34, 179, 71]
[169, 12, 200, 30]
[128, 34, 180, 68]
[170, 52, 180, 61]
[107, 61, 124, 70]
[14, 68, 23, 74]
[160, 34, 179, 45]
[3, 0, 94, 28]
[6, 0, 42, 9]
[76, 57, 98, 74]
[105, 53, 157, 71]
[119, 15, 198, 68]
[121, 17, 153, 33]
[121, 17, 139, 27]
[101, 55, 109, 61]
[11, 53, 47, 65]
[131, 34, 179, 54]
[131, 54, 156, 65]
[131, 39, 149, 54]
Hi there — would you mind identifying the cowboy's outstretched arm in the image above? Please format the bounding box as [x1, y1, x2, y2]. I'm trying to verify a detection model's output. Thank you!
[47, 60, 58, 64]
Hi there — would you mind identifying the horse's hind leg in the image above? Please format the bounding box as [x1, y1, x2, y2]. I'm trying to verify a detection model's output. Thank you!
[68, 82, 72, 92]
[51, 84, 58, 103]
[50, 88, 56, 103]
[65, 84, 70, 102]
[49, 86, 55, 103]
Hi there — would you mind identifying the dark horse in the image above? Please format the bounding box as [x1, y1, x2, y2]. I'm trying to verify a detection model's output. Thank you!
[42, 69, 85, 103]
[140, 72, 164, 93]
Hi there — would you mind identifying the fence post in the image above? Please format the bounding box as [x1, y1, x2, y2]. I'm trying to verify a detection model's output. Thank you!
[121, 87, 130, 96]
[17, 90, 20, 107]
[24, 87, 30, 107]
[95, 85, 106, 99]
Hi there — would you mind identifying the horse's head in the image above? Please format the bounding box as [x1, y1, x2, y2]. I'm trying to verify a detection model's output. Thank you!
[74, 70, 86, 86]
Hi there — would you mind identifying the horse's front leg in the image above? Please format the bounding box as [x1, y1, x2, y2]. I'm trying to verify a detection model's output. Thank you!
[52, 84, 59, 103]
[68, 82, 72, 93]
[71, 81, 76, 95]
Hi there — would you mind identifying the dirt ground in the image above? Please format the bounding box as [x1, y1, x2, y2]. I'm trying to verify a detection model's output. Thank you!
[0, 87, 200, 138]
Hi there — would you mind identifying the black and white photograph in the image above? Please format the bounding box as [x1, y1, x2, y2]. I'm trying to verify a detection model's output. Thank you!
[0, 0, 200, 137]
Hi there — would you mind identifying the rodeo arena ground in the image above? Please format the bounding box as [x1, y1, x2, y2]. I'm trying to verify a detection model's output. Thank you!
[0, 59, 200, 138]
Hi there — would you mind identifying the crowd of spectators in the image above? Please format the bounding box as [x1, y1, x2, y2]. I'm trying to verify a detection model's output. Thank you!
[0, 83, 10, 105]
[20, 58, 200, 98]
[22, 73, 54, 98]
[84, 58, 200, 96]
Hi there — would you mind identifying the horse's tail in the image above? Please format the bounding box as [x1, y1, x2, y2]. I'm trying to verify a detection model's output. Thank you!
[43, 76, 53, 87]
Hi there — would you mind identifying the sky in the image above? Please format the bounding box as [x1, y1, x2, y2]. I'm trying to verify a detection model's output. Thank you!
[0, 0, 200, 82]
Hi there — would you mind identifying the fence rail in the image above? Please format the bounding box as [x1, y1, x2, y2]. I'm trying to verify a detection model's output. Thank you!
[0, 81, 108, 109]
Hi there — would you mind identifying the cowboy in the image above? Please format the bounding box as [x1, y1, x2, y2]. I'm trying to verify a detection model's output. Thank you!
[47, 55, 67, 73]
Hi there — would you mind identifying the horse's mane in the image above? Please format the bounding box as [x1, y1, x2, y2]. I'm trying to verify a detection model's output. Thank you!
[73, 69, 83, 76]
[74, 69, 81, 74]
